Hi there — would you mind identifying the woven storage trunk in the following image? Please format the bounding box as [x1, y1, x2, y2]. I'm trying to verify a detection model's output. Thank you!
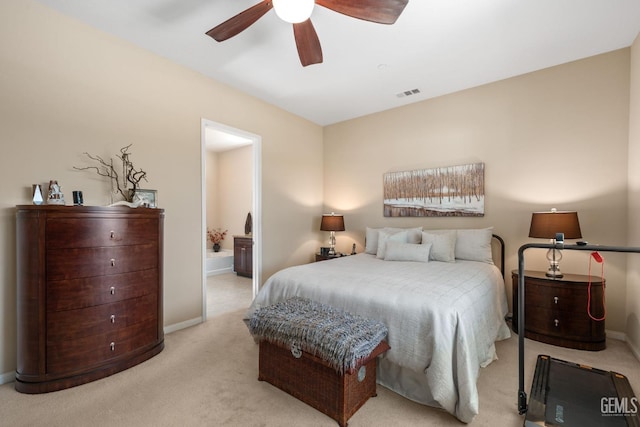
[258, 340, 390, 427]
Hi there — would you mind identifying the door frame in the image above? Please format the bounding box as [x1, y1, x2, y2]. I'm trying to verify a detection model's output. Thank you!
[200, 118, 262, 320]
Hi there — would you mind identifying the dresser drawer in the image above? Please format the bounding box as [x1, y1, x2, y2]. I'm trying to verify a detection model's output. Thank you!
[47, 269, 158, 312]
[46, 243, 158, 280]
[47, 294, 157, 341]
[46, 218, 158, 248]
[46, 319, 158, 374]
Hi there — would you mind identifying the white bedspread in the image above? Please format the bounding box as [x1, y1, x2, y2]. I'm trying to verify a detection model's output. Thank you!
[246, 254, 511, 423]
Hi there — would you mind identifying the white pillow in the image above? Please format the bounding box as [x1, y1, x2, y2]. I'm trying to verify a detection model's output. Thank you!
[384, 242, 432, 262]
[455, 227, 494, 264]
[376, 230, 409, 259]
[421, 231, 456, 262]
[383, 227, 422, 244]
[365, 227, 381, 254]
[365, 226, 422, 255]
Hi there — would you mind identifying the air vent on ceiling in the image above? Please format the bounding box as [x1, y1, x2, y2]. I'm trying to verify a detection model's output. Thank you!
[396, 88, 421, 98]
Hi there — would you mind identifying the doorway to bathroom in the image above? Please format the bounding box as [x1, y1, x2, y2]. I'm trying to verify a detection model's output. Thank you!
[201, 119, 261, 320]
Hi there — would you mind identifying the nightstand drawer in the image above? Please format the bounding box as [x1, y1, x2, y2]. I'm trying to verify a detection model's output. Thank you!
[525, 283, 589, 312]
[525, 307, 604, 342]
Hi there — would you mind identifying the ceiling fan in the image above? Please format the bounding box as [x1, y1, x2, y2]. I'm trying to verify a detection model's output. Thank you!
[206, 0, 409, 67]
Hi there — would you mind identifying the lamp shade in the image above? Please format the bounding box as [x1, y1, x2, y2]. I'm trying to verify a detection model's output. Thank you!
[529, 210, 582, 239]
[320, 213, 345, 232]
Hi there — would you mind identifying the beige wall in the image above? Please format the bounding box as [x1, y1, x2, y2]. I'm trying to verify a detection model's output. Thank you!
[0, 0, 323, 377]
[324, 49, 631, 336]
[205, 150, 220, 238]
[205, 146, 253, 252]
[628, 34, 640, 357]
[218, 146, 254, 251]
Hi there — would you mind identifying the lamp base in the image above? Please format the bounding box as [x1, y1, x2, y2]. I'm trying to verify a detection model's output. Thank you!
[545, 247, 563, 279]
[328, 231, 336, 255]
[545, 267, 564, 279]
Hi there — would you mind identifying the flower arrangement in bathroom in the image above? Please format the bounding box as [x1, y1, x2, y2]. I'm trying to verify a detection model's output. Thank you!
[207, 228, 228, 252]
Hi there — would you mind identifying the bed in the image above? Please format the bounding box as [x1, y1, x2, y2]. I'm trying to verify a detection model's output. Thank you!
[245, 227, 511, 423]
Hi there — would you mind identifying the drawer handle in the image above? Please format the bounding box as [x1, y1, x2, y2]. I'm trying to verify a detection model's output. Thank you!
[553, 296, 559, 304]
[110, 258, 116, 267]
[110, 314, 116, 324]
[110, 286, 116, 295]
[110, 342, 115, 351]
[110, 230, 115, 239]
[554, 319, 559, 327]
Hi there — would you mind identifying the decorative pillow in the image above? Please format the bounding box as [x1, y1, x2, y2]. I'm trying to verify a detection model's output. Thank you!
[376, 230, 409, 259]
[454, 227, 494, 264]
[384, 242, 432, 262]
[421, 231, 456, 262]
[365, 226, 422, 255]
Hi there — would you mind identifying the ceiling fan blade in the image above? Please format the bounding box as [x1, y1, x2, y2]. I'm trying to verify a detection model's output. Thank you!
[293, 19, 323, 67]
[316, 0, 408, 24]
[206, 0, 273, 42]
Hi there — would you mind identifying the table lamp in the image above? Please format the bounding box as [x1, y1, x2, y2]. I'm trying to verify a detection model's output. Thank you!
[528, 208, 582, 278]
[320, 212, 345, 256]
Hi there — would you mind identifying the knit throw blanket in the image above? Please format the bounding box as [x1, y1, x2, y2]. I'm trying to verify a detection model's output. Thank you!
[249, 297, 388, 374]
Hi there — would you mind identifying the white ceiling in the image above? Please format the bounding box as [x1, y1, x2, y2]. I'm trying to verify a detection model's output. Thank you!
[34, 0, 640, 126]
[205, 126, 253, 152]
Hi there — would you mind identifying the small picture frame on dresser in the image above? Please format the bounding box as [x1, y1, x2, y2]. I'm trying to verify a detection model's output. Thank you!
[133, 189, 157, 208]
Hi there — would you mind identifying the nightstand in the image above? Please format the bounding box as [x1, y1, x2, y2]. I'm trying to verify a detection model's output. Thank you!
[315, 253, 347, 262]
[512, 270, 606, 351]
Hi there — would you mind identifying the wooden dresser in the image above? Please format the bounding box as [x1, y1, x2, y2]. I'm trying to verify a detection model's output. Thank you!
[16, 205, 164, 393]
[233, 235, 253, 278]
[512, 270, 605, 351]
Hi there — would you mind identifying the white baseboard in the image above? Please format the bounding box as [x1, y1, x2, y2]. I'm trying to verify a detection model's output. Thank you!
[163, 316, 203, 335]
[606, 329, 640, 363]
[0, 370, 15, 386]
[627, 337, 640, 363]
[206, 266, 233, 276]
[606, 329, 627, 341]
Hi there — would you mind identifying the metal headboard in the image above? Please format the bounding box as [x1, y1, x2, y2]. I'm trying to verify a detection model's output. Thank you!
[492, 234, 505, 278]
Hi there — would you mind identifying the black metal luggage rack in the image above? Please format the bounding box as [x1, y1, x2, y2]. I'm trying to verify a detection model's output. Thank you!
[517, 235, 640, 427]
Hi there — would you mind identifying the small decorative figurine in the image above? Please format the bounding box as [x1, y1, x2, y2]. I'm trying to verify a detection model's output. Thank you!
[46, 180, 65, 205]
[32, 184, 44, 205]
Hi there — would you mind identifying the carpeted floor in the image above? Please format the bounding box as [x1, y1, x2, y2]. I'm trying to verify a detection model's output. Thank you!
[206, 272, 253, 318]
[2, 290, 639, 426]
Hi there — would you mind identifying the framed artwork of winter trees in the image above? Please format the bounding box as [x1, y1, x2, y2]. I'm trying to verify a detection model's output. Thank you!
[383, 162, 484, 217]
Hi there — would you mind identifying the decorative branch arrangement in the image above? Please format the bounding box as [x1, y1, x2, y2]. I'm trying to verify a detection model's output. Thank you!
[74, 144, 147, 202]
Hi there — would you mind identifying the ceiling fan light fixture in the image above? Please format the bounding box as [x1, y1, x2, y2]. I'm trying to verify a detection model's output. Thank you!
[272, 0, 315, 23]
